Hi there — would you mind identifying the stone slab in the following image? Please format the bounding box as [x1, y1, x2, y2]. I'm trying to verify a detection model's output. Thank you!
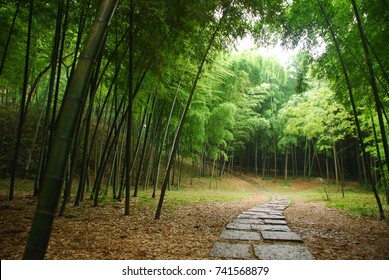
[259, 225, 291, 232]
[271, 199, 291, 204]
[268, 211, 284, 216]
[261, 231, 303, 242]
[237, 214, 262, 219]
[210, 242, 251, 259]
[241, 211, 265, 216]
[267, 206, 288, 210]
[266, 203, 290, 207]
[220, 229, 262, 241]
[233, 219, 264, 225]
[249, 208, 283, 215]
[255, 215, 285, 220]
[249, 207, 271, 212]
[264, 219, 287, 225]
[226, 223, 253, 230]
[254, 244, 315, 260]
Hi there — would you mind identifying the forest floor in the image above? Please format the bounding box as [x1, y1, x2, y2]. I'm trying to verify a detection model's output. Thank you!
[1, 174, 389, 260]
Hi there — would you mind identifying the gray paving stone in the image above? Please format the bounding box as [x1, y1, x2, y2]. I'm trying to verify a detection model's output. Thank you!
[267, 206, 288, 210]
[249, 208, 283, 215]
[255, 214, 285, 220]
[249, 207, 271, 212]
[233, 219, 264, 225]
[241, 211, 264, 216]
[237, 214, 262, 219]
[254, 244, 315, 260]
[266, 203, 289, 207]
[250, 224, 262, 230]
[268, 211, 283, 216]
[220, 229, 262, 241]
[226, 223, 252, 230]
[259, 225, 291, 232]
[261, 231, 303, 242]
[264, 219, 287, 225]
[210, 242, 251, 259]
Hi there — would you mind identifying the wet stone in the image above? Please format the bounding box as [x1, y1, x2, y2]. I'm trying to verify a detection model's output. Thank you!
[259, 225, 291, 232]
[220, 229, 262, 241]
[254, 244, 315, 260]
[264, 219, 287, 225]
[210, 242, 251, 259]
[261, 231, 303, 242]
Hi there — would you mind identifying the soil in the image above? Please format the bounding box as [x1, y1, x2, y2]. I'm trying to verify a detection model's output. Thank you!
[1, 176, 389, 260]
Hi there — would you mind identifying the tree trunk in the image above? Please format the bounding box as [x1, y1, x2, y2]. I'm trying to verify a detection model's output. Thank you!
[351, 0, 389, 180]
[284, 147, 288, 181]
[152, 94, 177, 198]
[0, 1, 20, 76]
[255, 135, 258, 176]
[371, 116, 389, 205]
[318, 0, 384, 219]
[209, 159, 216, 189]
[9, 0, 33, 200]
[155, 2, 232, 219]
[134, 95, 155, 197]
[123, 0, 135, 215]
[23, 0, 119, 259]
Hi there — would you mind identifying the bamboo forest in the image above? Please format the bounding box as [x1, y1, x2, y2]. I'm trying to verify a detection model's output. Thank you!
[1, 0, 388, 260]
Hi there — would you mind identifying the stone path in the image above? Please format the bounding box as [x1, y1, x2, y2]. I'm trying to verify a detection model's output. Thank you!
[210, 198, 315, 260]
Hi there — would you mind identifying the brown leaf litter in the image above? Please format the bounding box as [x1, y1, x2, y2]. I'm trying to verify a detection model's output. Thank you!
[1, 177, 389, 260]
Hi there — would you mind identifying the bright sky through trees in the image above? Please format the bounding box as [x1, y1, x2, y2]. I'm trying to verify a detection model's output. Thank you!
[236, 35, 326, 66]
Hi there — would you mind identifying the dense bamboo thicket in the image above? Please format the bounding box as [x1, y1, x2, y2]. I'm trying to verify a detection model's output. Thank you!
[0, 0, 387, 259]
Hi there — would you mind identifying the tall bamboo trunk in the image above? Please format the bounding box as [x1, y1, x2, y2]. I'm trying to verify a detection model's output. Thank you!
[155, 2, 232, 219]
[134, 95, 155, 197]
[0, 1, 20, 76]
[351, 0, 389, 180]
[23, 0, 119, 259]
[124, 0, 135, 215]
[284, 147, 288, 181]
[371, 116, 389, 205]
[318, 0, 384, 219]
[152, 94, 177, 198]
[9, 0, 33, 200]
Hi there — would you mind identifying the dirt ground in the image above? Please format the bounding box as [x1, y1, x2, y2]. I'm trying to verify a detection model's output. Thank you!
[1, 176, 389, 260]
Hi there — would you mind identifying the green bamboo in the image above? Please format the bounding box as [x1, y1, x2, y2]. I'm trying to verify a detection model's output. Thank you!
[23, 0, 119, 259]
[317, 0, 384, 219]
[0, 1, 20, 76]
[155, 1, 232, 219]
[9, 0, 33, 200]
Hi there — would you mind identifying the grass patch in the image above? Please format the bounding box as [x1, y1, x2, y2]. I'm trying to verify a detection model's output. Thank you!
[281, 181, 291, 187]
[157, 178, 257, 206]
[260, 179, 389, 220]
[1, 177, 260, 209]
[0, 179, 35, 193]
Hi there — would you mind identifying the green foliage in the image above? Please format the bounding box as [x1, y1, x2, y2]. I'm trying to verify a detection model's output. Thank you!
[280, 80, 354, 154]
[281, 181, 291, 187]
